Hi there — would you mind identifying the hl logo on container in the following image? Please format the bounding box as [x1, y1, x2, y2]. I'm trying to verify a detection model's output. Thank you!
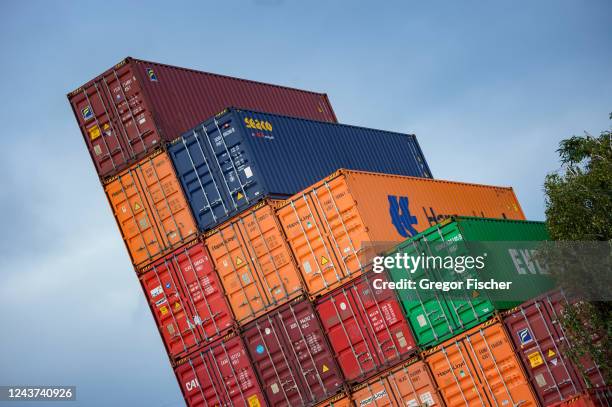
[389, 195, 460, 238]
[388, 195, 418, 238]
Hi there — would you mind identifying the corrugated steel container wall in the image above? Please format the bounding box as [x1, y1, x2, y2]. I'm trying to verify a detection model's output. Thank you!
[424, 318, 538, 407]
[386, 359, 444, 406]
[315, 271, 416, 383]
[350, 358, 444, 407]
[167, 109, 431, 231]
[68, 57, 338, 179]
[277, 170, 525, 297]
[104, 150, 197, 268]
[174, 334, 265, 407]
[387, 216, 553, 349]
[503, 291, 606, 405]
[313, 393, 351, 407]
[205, 200, 304, 326]
[544, 291, 607, 390]
[548, 387, 612, 407]
[139, 241, 234, 361]
[242, 297, 344, 406]
[351, 374, 396, 406]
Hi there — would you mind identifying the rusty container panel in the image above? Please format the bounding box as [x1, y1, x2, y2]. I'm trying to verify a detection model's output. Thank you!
[316, 272, 416, 383]
[174, 334, 265, 407]
[387, 359, 444, 406]
[205, 200, 304, 325]
[242, 297, 344, 406]
[425, 318, 538, 407]
[504, 290, 606, 405]
[104, 150, 197, 267]
[139, 241, 234, 361]
[67, 57, 338, 179]
[277, 169, 525, 297]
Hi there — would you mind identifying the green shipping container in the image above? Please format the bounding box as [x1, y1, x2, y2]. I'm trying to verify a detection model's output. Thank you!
[385, 216, 555, 349]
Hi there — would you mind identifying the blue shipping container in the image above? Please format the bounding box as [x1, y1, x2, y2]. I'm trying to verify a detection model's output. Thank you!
[168, 108, 432, 231]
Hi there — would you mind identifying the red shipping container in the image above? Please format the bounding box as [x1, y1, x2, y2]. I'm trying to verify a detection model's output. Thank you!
[67, 57, 337, 179]
[140, 240, 234, 361]
[504, 290, 607, 406]
[548, 387, 612, 407]
[315, 271, 417, 383]
[242, 297, 344, 406]
[174, 333, 266, 407]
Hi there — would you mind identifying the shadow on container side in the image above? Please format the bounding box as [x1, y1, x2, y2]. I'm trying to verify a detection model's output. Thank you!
[204, 200, 305, 326]
[350, 357, 444, 407]
[276, 169, 525, 299]
[315, 271, 417, 384]
[503, 290, 607, 406]
[138, 240, 235, 362]
[104, 150, 197, 268]
[423, 317, 539, 407]
[241, 296, 344, 406]
[173, 332, 266, 407]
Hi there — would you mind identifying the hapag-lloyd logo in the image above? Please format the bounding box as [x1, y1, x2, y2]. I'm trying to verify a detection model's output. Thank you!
[388, 195, 458, 237]
[388, 195, 418, 238]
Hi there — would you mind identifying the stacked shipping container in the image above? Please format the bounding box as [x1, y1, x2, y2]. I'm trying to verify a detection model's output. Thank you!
[68, 57, 607, 406]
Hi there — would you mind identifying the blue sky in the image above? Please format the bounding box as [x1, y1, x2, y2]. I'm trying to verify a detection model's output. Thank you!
[0, 1, 610, 406]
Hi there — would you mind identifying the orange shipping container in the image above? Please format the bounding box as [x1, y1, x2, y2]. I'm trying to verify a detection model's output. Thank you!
[314, 393, 351, 407]
[350, 358, 444, 407]
[424, 318, 538, 407]
[104, 150, 197, 268]
[276, 169, 525, 297]
[204, 200, 304, 325]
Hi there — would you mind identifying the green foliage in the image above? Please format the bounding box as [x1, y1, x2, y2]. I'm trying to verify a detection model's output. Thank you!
[544, 119, 612, 241]
[543, 113, 612, 385]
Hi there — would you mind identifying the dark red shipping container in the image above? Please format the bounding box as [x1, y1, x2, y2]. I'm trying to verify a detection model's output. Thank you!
[315, 271, 417, 383]
[174, 333, 266, 407]
[545, 291, 607, 389]
[242, 297, 344, 406]
[503, 290, 607, 406]
[67, 57, 338, 179]
[140, 240, 234, 361]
